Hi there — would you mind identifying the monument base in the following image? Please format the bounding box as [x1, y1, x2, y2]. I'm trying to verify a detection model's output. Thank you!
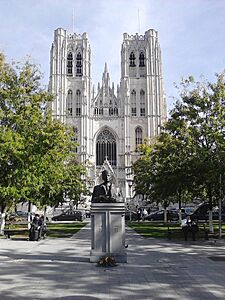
[90, 203, 127, 263]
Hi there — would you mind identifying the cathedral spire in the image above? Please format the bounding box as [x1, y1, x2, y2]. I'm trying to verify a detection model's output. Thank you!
[102, 62, 109, 82]
[104, 62, 108, 73]
[102, 62, 110, 97]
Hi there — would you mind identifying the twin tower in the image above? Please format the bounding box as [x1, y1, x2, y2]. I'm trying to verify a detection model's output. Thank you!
[49, 28, 167, 203]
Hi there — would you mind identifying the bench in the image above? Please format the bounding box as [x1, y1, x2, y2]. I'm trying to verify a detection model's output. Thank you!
[167, 224, 210, 241]
[5, 220, 29, 226]
[3, 229, 29, 238]
[4, 220, 48, 239]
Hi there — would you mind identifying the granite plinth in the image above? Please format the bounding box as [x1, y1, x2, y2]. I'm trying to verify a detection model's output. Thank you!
[90, 202, 127, 263]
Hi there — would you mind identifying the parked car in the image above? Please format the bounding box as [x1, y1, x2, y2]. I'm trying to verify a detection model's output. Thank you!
[144, 209, 179, 221]
[52, 210, 85, 221]
[181, 206, 195, 217]
[190, 202, 225, 221]
[8, 211, 32, 221]
[175, 207, 195, 219]
[125, 210, 139, 221]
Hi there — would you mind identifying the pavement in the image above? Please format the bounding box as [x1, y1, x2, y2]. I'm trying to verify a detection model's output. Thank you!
[0, 222, 225, 300]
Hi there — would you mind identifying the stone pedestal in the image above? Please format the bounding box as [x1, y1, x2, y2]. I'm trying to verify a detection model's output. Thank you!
[90, 203, 127, 263]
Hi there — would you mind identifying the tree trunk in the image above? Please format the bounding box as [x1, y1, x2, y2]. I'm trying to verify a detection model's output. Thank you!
[27, 201, 32, 230]
[164, 209, 167, 223]
[0, 212, 6, 235]
[209, 210, 214, 233]
[178, 191, 182, 224]
[208, 187, 214, 233]
[43, 206, 47, 224]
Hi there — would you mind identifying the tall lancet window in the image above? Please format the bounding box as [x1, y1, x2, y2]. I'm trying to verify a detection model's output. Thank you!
[67, 52, 73, 75]
[76, 52, 82, 76]
[139, 52, 145, 67]
[67, 90, 73, 116]
[135, 127, 143, 149]
[76, 89, 81, 116]
[71, 126, 78, 153]
[96, 129, 117, 166]
[140, 90, 146, 116]
[129, 51, 136, 67]
[131, 89, 137, 116]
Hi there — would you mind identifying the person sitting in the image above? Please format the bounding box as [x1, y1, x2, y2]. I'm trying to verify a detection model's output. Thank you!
[29, 214, 40, 241]
[38, 215, 46, 239]
[91, 170, 117, 203]
[182, 215, 198, 241]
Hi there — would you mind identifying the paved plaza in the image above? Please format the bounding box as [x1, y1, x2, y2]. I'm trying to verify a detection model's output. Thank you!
[0, 222, 225, 300]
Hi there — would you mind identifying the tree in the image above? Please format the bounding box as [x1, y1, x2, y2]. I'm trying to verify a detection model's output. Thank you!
[170, 74, 225, 231]
[133, 136, 194, 223]
[0, 55, 87, 232]
[133, 73, 225, 228]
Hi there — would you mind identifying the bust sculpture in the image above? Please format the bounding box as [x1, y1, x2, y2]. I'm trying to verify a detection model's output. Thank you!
[91, 170, 117, 203]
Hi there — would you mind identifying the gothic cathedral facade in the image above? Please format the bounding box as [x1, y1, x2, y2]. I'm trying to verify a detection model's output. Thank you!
[49, 28, 167, 204]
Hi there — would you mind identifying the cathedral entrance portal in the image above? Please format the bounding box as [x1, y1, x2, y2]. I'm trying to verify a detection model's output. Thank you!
[96, 129, 117, 166]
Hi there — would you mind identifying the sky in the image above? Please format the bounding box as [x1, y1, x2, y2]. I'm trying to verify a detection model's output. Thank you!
[0, 0, 225, 112]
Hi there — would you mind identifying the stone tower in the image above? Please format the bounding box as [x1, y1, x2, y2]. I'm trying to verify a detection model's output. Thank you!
[49, 28, 167, 205]
[120, 29, 167, 198]
[49, 28, 91, 164]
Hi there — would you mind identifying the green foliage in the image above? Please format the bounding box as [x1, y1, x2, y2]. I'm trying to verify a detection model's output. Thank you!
[0, 56, 87, 212]
[133, 72, 225, 209]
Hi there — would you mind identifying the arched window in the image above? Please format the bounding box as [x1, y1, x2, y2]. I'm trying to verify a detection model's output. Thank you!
[135, 127, 143, 149]
[96, 130, 117, 166]
[67, 52, 73, 75]
[67, 90, 73, 116]
[129, 51, 136, 67]
[109, 107, 114, 116]
[76, 52, 82, 76]
[94, 107, 98, 115]
[71, 126, 78, 153]
[99, 107, 103, 115]
[140, 90, 146, 116]
[114, 107, 118, 115]
[76, 90, 81, 116]
[131, 90, 136, 116]
[139, 52, 145, 67]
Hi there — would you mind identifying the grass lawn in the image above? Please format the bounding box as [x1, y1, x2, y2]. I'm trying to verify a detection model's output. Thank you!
[127, 222, 180, 239]
[47, 222, 87, 238]
[0, 222, 88, 240]
[127, 221, 225, 240]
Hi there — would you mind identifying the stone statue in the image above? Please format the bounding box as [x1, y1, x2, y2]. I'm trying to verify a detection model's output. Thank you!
[91, 170, 117, 203]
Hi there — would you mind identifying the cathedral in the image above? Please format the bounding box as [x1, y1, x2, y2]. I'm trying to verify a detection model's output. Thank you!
[48, 27, 167, 205]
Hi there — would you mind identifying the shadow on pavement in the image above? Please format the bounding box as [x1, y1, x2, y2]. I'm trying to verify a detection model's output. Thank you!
[1, 224, 225, 299]
[53, 297, 100, 300]
[0, 296, 100, 300]
[1, 252, 90, 263]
